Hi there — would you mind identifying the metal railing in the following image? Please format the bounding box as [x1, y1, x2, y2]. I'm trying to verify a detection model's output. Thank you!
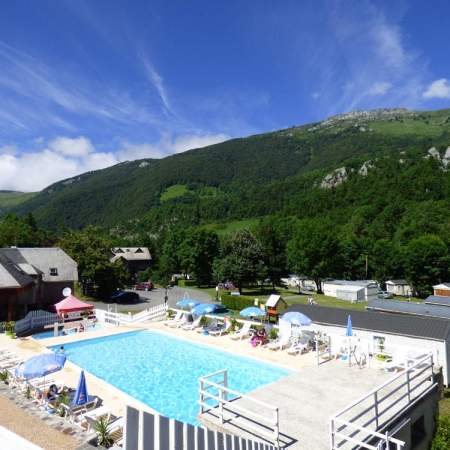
[330, 353, 436, 450]
[199, 369, 280, 448]
[316, 335, 332, 366]
[95, 303, 168, 326]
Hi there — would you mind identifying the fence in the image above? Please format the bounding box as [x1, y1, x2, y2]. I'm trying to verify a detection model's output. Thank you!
[14, 310, 61, 336]
[124, 406, 277, 450]
[330, 353, 436, 450]
[198, 369, 280, 448]
[95, 303, 168, 326]
[315, 335, 331, 366]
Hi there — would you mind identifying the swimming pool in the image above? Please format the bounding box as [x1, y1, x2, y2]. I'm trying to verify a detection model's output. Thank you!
[51, 330, 291, 425]
[33, 324, 103, 340]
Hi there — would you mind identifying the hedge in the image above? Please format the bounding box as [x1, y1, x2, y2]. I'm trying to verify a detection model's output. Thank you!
[221, 294, 258, 310]
[177, 279, 197, 287]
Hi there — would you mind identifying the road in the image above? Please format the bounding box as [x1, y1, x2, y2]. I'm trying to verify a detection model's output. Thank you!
[89, 286, 213, 313]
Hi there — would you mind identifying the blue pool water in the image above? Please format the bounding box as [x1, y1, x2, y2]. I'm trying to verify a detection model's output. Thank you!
[51, 330, 291, 425]
[33, 324, 103, 340]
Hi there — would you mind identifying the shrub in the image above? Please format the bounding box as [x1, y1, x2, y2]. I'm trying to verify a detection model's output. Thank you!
[221, 295, 257, 311]
[178, 279, 197, 288]
[432, 416, 450, 450]
[269, 328, 278, 340]
[0, 370, 9, 384]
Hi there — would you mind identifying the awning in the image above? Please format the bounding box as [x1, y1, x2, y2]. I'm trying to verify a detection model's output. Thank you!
[54, 295, 93, 314]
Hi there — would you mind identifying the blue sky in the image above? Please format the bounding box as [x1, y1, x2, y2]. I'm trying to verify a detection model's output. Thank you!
[0, 0, 449, 191]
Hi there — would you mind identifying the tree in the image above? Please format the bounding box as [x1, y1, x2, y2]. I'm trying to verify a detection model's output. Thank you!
[255, 216, 294, 288]
[214, 229, 266, 293]
[178, 229, 219, 286]
[0, 213, 49, 247]
[58, 226, 130, 299]
[403, 234, 450, 297]
[158, 228, 186, 278]
[287, 219, 341, 293]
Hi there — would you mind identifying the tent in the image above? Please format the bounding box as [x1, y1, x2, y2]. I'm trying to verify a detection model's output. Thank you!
[54, 295, 93, 316]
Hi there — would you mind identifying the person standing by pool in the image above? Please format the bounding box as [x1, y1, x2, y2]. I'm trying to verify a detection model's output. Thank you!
[59, 345, 65, 353]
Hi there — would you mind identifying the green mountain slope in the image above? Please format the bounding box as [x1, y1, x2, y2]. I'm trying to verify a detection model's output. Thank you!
[12, 108, 450, 229]
[0, 191, 37, 212]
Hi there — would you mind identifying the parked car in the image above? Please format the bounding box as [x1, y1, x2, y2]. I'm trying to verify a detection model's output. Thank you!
[378, 291, 393, 299]
[134, 281, 154, 291]
[110, 291, 140, 303]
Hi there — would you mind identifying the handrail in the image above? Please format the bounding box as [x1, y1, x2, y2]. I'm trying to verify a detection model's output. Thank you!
[330, 352, 435, 450]
[199, 369, 280, 448]
[333, 354, 432, 418]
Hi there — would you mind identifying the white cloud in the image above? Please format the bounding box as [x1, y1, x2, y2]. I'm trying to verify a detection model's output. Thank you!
[141, 56, 174, 116]
[48, 136, 94, 157]
[0, 132, 230, 191]
[367, 81, 392, 96]
[423, 78, 450, 99]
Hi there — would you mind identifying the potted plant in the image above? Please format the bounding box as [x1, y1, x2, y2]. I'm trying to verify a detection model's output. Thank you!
[56, 391, 70, 417]
[0, 370, 9, 385]
[94, 416, 114, 448]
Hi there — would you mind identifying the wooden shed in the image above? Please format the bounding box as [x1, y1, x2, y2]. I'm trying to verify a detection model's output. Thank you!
[434, 283, 450, 297]
[265, 294, 287, 320]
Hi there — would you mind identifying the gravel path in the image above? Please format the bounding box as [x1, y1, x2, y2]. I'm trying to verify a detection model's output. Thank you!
[0, 393, 80, 450]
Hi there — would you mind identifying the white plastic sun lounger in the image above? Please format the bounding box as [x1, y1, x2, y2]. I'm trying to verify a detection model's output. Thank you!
[79, 405, 112, 431]
[229, 322, 252, 340]
[0, 358, 22, 370]
[286, 336, 310, 355]
[209, 321, 232, 337]
[266, 334, 292, 351]
[163, 311, 183, 327]
[182, 316, 202, 331]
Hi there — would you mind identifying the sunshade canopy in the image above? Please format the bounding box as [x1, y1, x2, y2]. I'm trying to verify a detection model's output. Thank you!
[281, 311, 312, 326]
[176, 298, 200, 309]
[72, 370, 89, 406]
[240, 307, 266, 318]
[16, 353, 66, 380]
[54, 295, 93, 314]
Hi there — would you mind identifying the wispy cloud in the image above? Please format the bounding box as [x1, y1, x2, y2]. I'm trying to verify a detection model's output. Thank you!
[141, 56, 175, 116]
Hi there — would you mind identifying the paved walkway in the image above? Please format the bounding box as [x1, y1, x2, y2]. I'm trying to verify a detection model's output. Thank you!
[89, 286, 212, 313]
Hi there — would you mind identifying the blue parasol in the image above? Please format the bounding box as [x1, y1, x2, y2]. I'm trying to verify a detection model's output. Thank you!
[281, 311, 312, 326]
[72, 370, 89, 406]
[15, 353, 66, 380]
[346, 315, 353, 337]
[192, 303, 220, 316]
[176, 298, 200, 309]
[240, 307, 265, 318]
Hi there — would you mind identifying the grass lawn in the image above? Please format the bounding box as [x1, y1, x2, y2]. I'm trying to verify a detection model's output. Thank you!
[202, 218, 260, 236]
[439, 389, 450, 418]
[160, 184, 190, 202]
[189, 285, 369, 311]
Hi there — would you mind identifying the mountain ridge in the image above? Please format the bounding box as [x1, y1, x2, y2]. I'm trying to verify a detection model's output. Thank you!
[9, 107, 450, 230]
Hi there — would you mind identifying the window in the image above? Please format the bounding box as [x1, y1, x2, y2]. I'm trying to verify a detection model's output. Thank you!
[411, 415, 426, 448]
[49, 267, 58, 276]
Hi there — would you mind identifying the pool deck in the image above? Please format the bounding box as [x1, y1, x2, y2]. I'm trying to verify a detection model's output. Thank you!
[1, 321, 391, 450]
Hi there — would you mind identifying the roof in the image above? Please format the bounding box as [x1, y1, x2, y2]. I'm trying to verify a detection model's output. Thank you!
[285, 304, 450, 341]
[368, 298, 450, 320]
[0, 247, 78, 283]
[323, 280, 378, 287]
[266, 294, 286, 307]
[425, 295, 450, 307]
[336, 285, 365, 292]
[386, 279, 409, 285]
[0, 253, 35, 288]
[54, 295, 93, 313]
[433, 283, 450, 290]
[111, 247, 152, 262]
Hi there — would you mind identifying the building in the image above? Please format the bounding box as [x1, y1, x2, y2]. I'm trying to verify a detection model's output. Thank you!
[368, 298, 450, 320]
[322, 280, 379, 302]
[265, 294, 287, 320]
[433, 283, 450, 297]
[0, 247, 78, 321]
[110, 247, 152, 279]
[385, 279, 412, 296]
[286, 303, 450, 386]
